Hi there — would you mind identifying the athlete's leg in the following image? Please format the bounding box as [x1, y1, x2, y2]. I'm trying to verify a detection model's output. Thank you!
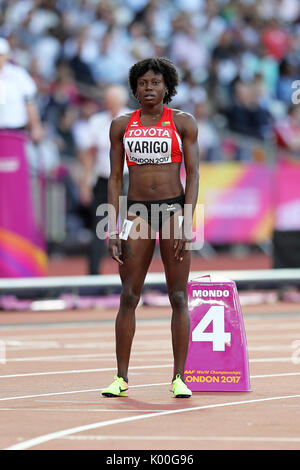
[115, 218, 155, 382]
[159, 212, 191, 381]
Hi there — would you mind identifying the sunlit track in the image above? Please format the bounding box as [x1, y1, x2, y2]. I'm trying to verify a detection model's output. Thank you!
[0, 372, 300, 402]
[5, 394, 300, 450]
[0, 305, 299, 450]
[0, 356, 298, 380]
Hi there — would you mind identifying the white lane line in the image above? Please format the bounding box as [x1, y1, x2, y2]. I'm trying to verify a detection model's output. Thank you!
[248, 345, 297, 352]
[0, 408, 165, 413]
[1, 342, 169, 352]
[251, 371, 300, 379]
[2, 349, 172, 362]
[0, 354, 298, 379]
[245, 323, 300, 332]
[0, 363, 173, 380]
[0, 381, 170, 402]
[3, 349, 297, 363]
[250, 357, 295, 363]
[0, 371, 299, 403]
[4, 394, 300, 450]
[0, 319, 169, 333]
[0, 319, 297, 337]
[0, 388, 101, 402]
[246, 334, 300, 340]
[0, 327, 170, 341]
[1, 349, 171, 363]
[1, 329, 300, 344]
[62, 434, 300, 443]
[1, 342, 297, 354]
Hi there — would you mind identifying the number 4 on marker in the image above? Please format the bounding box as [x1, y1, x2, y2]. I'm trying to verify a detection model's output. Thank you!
[192, 306, 231, 351]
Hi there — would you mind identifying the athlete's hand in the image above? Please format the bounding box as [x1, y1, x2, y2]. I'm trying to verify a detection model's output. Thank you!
[109, 236, 123, 265]
[173, 234, 189, 262]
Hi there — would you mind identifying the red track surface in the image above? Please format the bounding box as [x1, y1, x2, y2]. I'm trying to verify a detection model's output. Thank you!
[0, 299, 300, 450]
[0, 252, 299, 450]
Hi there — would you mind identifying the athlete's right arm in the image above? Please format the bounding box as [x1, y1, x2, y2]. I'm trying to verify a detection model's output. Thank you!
[107, 114, 130, 265]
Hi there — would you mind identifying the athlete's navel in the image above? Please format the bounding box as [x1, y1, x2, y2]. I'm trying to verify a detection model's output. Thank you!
[150, 184, 156, 191]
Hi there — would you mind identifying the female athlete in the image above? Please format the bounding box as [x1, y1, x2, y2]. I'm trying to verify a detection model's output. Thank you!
[101, 57, 199, 398]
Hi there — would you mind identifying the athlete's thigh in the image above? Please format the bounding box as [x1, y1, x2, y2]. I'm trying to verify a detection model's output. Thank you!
[159, 213, 191, 291]
[119, 217, 156, 292]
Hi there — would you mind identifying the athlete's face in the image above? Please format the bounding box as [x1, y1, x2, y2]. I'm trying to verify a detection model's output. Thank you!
[135, 70, 167, 105]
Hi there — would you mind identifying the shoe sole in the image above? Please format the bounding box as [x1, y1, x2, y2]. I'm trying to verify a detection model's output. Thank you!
[101, 391, 128, 397]
[174, 394, 192, 398]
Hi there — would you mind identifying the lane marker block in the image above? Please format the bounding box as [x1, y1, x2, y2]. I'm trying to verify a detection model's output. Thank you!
[184, 274, 251, 391]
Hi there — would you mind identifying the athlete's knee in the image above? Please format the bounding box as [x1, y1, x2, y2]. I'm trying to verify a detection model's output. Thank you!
[169, 289, 187, 311]
[120, 288, 140, 310]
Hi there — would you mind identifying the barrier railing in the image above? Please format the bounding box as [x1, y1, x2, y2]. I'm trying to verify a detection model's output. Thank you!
[1, 269, 300, 298]
[217, 130, 278, 163]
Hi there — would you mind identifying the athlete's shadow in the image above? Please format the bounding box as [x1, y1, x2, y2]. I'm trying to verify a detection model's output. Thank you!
[100, 395, 196, 411]
[101, 391, 252, 411]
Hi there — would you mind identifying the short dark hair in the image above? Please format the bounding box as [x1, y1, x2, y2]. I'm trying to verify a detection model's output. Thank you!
[129, 57, 179, 104]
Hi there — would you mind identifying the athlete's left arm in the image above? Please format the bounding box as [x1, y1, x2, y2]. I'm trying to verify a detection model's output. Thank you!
[172, 112, 199, 259]
[182, 112, 200, 213]
[178, 113, 200, 254]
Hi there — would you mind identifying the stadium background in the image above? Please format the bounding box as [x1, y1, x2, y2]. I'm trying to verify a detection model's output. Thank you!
[1, 1, 300, 452]
[0, 0, 300, 286]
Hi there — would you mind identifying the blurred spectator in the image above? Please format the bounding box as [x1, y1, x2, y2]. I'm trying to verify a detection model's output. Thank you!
[64, 27, 97, 86]
[55, 106, 78, 160]
[170, 13, 209, 74]
[91, 26, 134, 85]
[211, 29, 242, 86]
[25, 0, 60, 37]
[123, 0, 149, 13]
[79, 84, 131, 275]
[128, 20, 155, 61]
[208, 28, 243, 109]
[0, 0, 298, 150]
[136, 0, 173, 43]
[240, 46, 279, 96]
[193, 94, 221, 162]
[69, 96, 100, 204]
[277, 0, 300, 23]
[0, 0, 299, 254]
[30, 26, 61, 80]
[0, 36, 43, 144]
[239, 14, 261, 50]
[276, 56, 299, 104]
[274, 104, 300, 157]
[72, 98, 100, 160]
[224, 79, 271, 140]
[43, 61, 80, 127]
[5, 31, 32, 69]
[261, 19, 290, 62]
[172, 68, 207, 112]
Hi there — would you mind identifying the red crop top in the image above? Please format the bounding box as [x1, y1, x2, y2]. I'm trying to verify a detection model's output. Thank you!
[123, 106, 183, 166]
